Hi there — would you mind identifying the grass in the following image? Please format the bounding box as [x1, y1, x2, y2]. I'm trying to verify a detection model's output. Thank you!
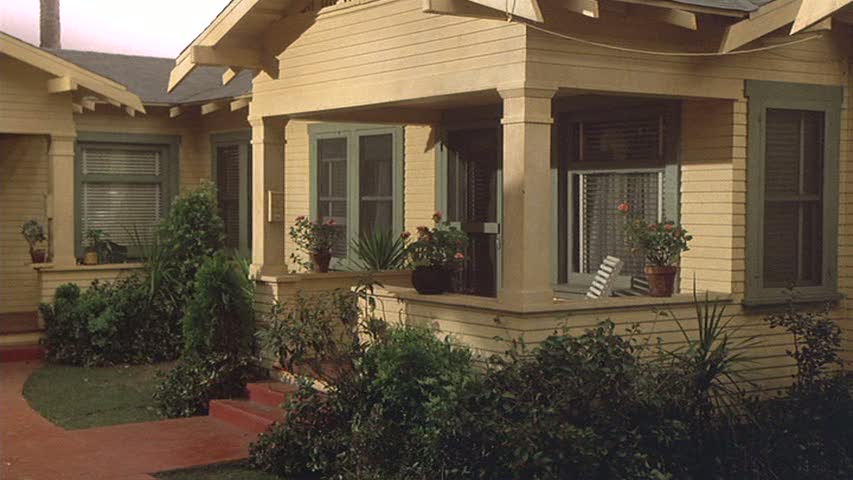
[155, 461, 281, 480]
[22, 362, 172, 430]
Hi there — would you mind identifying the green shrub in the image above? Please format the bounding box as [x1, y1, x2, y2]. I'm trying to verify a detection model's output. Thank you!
[154, 353, 258, 418]
[40, 275, 181, 366]
[346, 230, 408, 271]
[183, 253, 255, 358]
[156, 181, 226, 313]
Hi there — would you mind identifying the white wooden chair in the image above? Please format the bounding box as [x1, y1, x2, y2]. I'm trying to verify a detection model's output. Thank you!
[586, 256, 624, 299]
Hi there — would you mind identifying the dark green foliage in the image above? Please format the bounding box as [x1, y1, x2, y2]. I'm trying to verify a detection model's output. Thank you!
[40, 275, 181, 366]
[182, 253, 255, 358]
[347, 230, 408, 271]
[153, 353, 258, 418]
[155, 181, 226, 311]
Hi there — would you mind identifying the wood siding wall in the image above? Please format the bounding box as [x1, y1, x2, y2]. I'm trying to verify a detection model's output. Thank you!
[0, 135, 49, 314]
[37, 265, 142, 304]
[0, 55, 74, 136]
[252, 0, 526, 117]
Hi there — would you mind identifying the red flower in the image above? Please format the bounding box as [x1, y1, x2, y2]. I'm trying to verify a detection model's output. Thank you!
[675, 228, 682, 236]
[617, 202, 630, 213]
[664, 223, 674, 231]
[416, 226, 429, 236]
[326, 218, 336, 226]
[454, 252, 465, 260]
[649, 224, 658, 231]
[432, 211, 443, 222]
[400, 231, 411, 240]
[296, 215, 306, 222]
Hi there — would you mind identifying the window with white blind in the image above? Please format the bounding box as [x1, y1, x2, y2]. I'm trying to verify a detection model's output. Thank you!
[76, 136, 178, 259]
[745, 81, 842, 305]
[310, 124, 403, 262]
[563, 106, 678, 292]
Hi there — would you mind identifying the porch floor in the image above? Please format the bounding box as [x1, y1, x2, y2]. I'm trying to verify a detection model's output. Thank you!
[0, 361, 258, 480]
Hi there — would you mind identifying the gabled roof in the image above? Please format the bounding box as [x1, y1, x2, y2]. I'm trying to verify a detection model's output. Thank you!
[49, 49, 253, 106]
[0, 31, 145, 114]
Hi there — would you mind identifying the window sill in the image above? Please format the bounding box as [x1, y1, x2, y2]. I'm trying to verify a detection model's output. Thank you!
[742, 292, 845, 308]
[32, 262, 144, 273]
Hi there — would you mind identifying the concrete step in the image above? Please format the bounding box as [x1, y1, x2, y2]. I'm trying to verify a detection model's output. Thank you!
[0, 331, 44, 347]
[0, 344, 45, 363]
[246, 382, 298, 408]
[208, 399, 285, 434]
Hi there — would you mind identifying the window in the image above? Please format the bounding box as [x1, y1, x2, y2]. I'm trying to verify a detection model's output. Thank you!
[745, 80, 842, 305]
[212, 132, 252, 258]
[561, 106, 679, 290]
[310, 124, 403, 261]
[76, 135, 179, 259]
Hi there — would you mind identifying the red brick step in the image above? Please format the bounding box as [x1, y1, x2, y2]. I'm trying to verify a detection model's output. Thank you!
[247, 382, 298, 408]
[0, 344, 45, 363]
[209, 398, 285, 434]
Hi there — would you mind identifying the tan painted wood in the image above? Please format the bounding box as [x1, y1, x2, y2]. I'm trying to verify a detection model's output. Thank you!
[422, 0, 506, 20]
[71, 103, 83, 114]
[80, 98, 96, 111]
[626, 4, 697, 30]
[169, 106, 183, 118]
[191, 45, 263, 69]
[458, 0, 544, 21]
[719, 0, 801, 53]
[791, 0, 853, 33]
[559, 0, 599, 18]
[609, 0, 746, 17]
[201, 100, 228, 115]
[168, 56, 197, 93]
[230, 97, 251, 111]
[222, 67, 241, 85]
[46, 76, 77, 94]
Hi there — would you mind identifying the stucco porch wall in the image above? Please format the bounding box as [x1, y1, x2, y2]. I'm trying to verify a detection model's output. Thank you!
[370, 287, 853, 393]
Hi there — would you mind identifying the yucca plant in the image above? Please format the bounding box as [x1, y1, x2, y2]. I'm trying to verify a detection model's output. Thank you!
[347, 230, 408, 271]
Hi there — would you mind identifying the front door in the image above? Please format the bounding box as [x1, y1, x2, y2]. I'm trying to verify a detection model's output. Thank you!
[444, 128, 502, 297]
[215, 141, 252, 258]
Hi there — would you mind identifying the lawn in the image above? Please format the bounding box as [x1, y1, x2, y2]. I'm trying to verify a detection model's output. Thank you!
[155, 461, 281, 480]
[22, 362, 171, 429]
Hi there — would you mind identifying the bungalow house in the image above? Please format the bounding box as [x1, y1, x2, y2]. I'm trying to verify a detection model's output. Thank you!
[0, 25, 254, 347]
[165, 0, 853, 390]
[2, 0, 851, 390]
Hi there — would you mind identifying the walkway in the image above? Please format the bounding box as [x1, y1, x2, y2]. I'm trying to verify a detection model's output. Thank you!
[1, 361, 258, 480]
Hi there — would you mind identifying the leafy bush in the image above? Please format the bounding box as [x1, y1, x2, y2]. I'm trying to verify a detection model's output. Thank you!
[153, 353, 258, 418]
[40, 275, 181, 366]
[346, 230, 408, 271]
[183, 253, 255, 358]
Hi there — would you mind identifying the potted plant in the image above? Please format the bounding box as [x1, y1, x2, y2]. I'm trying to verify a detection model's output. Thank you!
[82, 229, 108, 266]
[404, 212, 468, 295]
[21, 219, 47, 264]
[289, 216, 342, 273]
[619, 202, 692, 297]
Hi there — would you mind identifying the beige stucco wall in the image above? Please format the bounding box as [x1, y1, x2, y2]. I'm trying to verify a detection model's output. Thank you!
[0, 135, 49, 314]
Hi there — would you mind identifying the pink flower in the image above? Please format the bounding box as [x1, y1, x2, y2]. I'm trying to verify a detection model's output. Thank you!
[664, 224, 674, 231]
[432, 211, 443, 222]
[454, 252, 465, 260]
[617, 202, 630, 213]
[326, 218, 336, 226]
[675, 228, 682, 236]
[400, 231, 411, 240]
[296, 215, 306, 222]
[649, 224, 658, 231]
[416, 226, 429, 236]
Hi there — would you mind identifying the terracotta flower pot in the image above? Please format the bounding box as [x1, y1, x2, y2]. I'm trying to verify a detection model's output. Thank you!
[311, 250, 332, 273]
[83, 251, 99, 266]
[412, 266, 452, 295]
[644, 265, 678, 297]
[29, 248, 47, 264]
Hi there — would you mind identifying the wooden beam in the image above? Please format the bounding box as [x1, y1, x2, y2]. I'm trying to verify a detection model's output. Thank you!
[71, 103, 83, 114]
[201, 101, 227, 115]
[81, 98, 96, 111]
[124, 106, 136, 117]
[791, 0, 852, 33]
[222, 67, 240, 86]
[719, 0, 801, 53]
[191, 45, 262, 69]
[107, 99, 121, 108]
[47, 76, 77, 93]
[464, 0, 544, 22]
[560, 0, 599, 18]
[230, 97, 251, 111]
[168, 55, 197, 92]
[422, 0, 506, 20]
[629, 4, 697, 30]
[803, 17, 832, 32]
[169, 106, 183, 118]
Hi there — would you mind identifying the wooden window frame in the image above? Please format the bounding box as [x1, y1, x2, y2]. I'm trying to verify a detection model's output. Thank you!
[75, 132, 180, 261]
[744, 80, 843, 306]
[308, 124, 405, 264]
[211, 130, 252, 259]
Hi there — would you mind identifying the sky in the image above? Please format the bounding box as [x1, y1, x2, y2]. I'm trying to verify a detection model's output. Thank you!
[0, 0, 232, 58]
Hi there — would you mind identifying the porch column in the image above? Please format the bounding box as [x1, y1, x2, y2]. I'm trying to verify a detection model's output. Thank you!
[498, 87, 556, 305]
[49, 134, 76, 266]
[249, 116, 288, 276]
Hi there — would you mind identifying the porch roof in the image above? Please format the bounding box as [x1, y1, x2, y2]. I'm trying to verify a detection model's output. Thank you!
[0, 31, 145, 115]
